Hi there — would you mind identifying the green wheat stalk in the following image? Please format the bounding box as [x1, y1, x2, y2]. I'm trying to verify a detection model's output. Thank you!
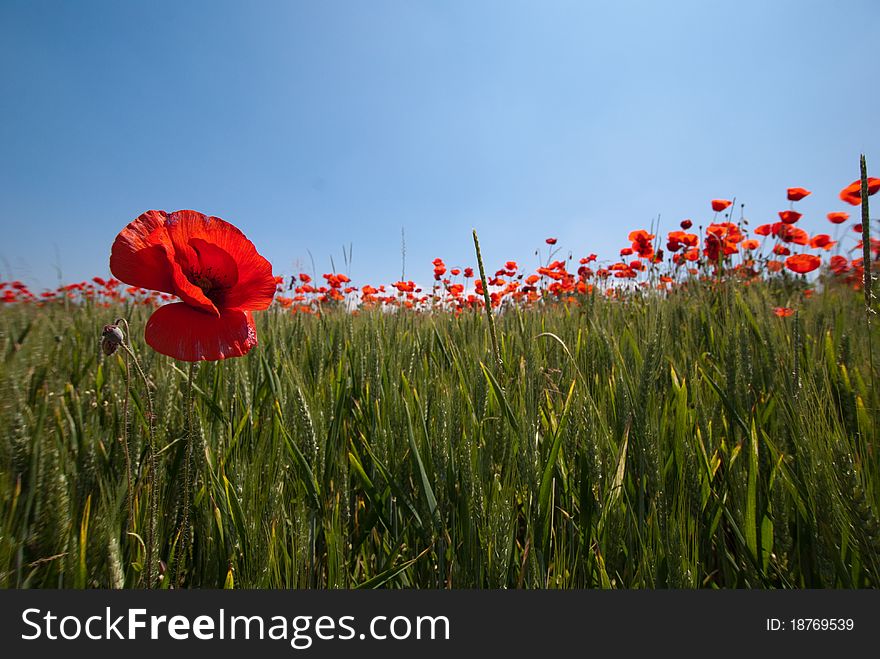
[472, 229, 502, 368]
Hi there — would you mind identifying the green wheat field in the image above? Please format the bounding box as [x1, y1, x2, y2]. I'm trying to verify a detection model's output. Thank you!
[1, 278, 879, 589]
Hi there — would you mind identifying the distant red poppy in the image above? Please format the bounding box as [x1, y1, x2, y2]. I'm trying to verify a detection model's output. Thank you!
[680, 219, 692, 229]
[711, 199, 732, 212]
[778, 225, 809, 245]
[826, 212, 849, 224]
[839, 177, 880, 205]
[773, 307, 795, 317]
[628, 229, 655, 258]
[809, 234, 836, 250]
[741, 239, 760, 250]
[778, 210, 802, 224]
[786, 187, 811, 201]
[754, 224, 773, 236]
[784, 253, 821, 274]
[546, 237, 557, 245]
[830, 255, 850, 274]
[110, 210, 275, 361]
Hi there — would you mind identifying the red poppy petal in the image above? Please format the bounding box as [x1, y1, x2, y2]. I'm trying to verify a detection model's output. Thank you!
[165, 265, 219, 315]
[109, 210, 178, 293]
[145, 303, 257, 361]
[165, 210, 275, 311]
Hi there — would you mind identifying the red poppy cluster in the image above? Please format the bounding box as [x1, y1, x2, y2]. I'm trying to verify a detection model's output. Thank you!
[3, 176, 879, 341]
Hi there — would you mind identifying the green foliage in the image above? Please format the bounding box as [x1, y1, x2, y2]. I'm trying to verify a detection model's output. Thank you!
[1, 280, 878, 588]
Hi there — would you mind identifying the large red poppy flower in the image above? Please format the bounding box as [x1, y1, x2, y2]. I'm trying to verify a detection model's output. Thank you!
[110, 210, 275, 361]
[839, 177, 880, 205]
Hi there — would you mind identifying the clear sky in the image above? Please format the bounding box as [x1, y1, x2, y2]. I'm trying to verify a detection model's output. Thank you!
[1, 0, 877, 290]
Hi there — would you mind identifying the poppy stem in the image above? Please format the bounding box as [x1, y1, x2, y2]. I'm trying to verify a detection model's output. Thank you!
[177, 361, 197, 588]
[472, 229, 502, 368]
[116, 319, 157, 589]
[119, 331, 134, 537]
[108, 318, 135, 580]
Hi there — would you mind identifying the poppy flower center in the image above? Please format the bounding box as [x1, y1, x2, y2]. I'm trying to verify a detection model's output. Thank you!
[192, 273, 215, 292]
[186, 267, 229, 303]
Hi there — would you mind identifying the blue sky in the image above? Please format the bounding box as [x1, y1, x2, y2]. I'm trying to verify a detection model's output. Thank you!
[1, 0, 877, 289]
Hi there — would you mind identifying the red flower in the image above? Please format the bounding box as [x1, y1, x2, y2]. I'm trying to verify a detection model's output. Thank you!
[786, 187, 811, 201]
[839, 177, 880, 205]
[703, 222, 743, 261]
[830, 255, 850, 274]
[110, 211, 274, 361]
[711, 199, 732, 212]
[784, 253, 821, 274]
[546, 237, 557, 245]
[778, 225, 808, 245]
[778, 210, 802, 224]
[680, 219, 692, 229]
[826, 212, 849, 224]
[463, 267, 474, 278]
[773, 307, 795, 317]
[809, 234, 836, 250]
